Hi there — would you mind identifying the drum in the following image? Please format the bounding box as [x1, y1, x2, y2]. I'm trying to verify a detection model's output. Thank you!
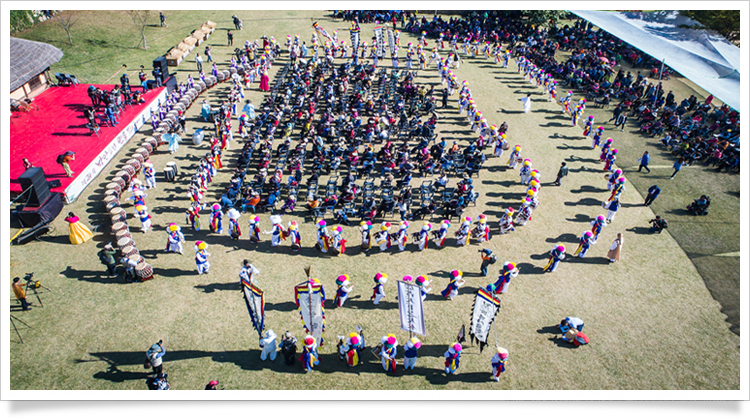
[222, 70, 230, 80]
[128, 159, 142, 172]
[106, 182, 122, 195]
[229, 67, 237, 75]
[501, 142, 510, 150]
[116, 170, 131, 186]
[122, 245, 139, 259]
[112, 221, 128, 236]
[141, 143, 153, 154]
[132, 151, 146, 164]
[104, 195, 120, 211]
[110, 207, 127, 223]
[129, 254, 145, 267]
[236, 66, 245, 76]
[188, 88, 198, 97]
[197, 80, 206, 90]
[167, 110, 178, 120]
[112, 177, 126, 190]
[146, 136, 159, 149]
[136, 262, 154, 281]
[166, 161, 178, 176]
[117, 237, 135, 250]
[164, 166, 176, 182]
[115, 228, 132, 242]
[104, 189, 120, 201]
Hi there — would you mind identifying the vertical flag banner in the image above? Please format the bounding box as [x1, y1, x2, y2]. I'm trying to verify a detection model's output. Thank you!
[312, 21, 334, 43]
[387, 28, 395, 56]
[350, 21, 360, 56]
[397, 280, 426, 336]
[241, 279, 265, 338]
[374, 26, 385, 58]
[469, 288, 501, 353]
[295, 281, 326, 345]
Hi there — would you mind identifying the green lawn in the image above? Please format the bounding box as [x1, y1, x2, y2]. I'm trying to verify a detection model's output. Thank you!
[8, 10, 740, 391]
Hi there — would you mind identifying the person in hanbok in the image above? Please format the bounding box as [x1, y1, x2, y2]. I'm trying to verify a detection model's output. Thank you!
[606, 169, 623, 190]
[135, 205, 152, 233]
[590, 215, 607, 242]
[315, 220, 330, 253]
[417, 222, 431, 251]
[380, 334, 398, 373]
[259, 70, 270, 92]
[493, 262, 519, 294]
[194, 241, 210, 274]
[227, 208, 241, 240]
[287, 220, 301, 251]
[340, 329, 365, 367]
[455, 216, 471, 246]
[414, 275, 431, 301]
[515, 198, 533, 226]
[360, 221, 372, 251]
[473, 214, 490, 243]
[508, 145, 522, 169]
[498, 208, 515, 235]
[265, 215, 286, 246]
[440, 270, 465, 300]
[209, 204, 223, 234]
[491, 347, 509, 381]
[519, 159, 532, 185]
[248, 215, 261, 243]
[333, 274, 353, 308]
[432, 220, 450, 248]
[520, 93, 532, 113]
[166, 223, 184, 254]
[166, 130, 181, 154]
[331, 226, 346, 255]
[201, 100, 211, 121]
[607, 233, 624, 263]
[259, 330, 278, 361]
[300, 335, 319, 373]
[375, 222, 392, 251]
[186, 202, 202, 231]
[444, 343, 462, 374]
[402, 337, 421, 371]
[371, 273, 387, 305]
[63, 212, 93, 245]
[573, 231, 595, 258]
[543, 244, 566, 273]
[239, 259, 260, 285]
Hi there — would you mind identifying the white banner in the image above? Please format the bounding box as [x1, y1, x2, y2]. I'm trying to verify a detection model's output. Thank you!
[64, 88, 168, 203]
[397, 280, 426, 336]
[350, 31, 360, 56]
[374, 26, 384, 58]
[387, 28, 395, 56]
[469, 289, 500, 346]
[297, 288, 325, 344]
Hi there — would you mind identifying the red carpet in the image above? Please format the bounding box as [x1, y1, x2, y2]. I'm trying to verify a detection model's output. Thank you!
[10, 84, 166, 200]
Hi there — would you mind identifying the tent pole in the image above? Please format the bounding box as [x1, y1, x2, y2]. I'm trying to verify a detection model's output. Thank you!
[654, 58, 665, 108]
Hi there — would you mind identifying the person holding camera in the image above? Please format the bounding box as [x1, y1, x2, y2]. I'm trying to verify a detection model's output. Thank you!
[146, 340, 166, 374]
[12, 277, 31, 311]
[479, 248, 496, 277]
[649, 215, 668, 233]
[278, 331, 298, 366]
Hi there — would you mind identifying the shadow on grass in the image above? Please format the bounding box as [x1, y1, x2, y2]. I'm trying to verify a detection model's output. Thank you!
[60, 266, 125, 284]
[565, 213, 591, 223]
[564, 197, 603, 207]
[557, 143, 593, 151]
[565, 256, 611, 265]
[545, 232, 579, 244]
[266, 301, 299, 312]
[193, 282, 239, 293]
[625, 226, 654, 235]
[537, 325, 562, 335]
[515, 262, 545, 275]
[570, 185, 608, 194]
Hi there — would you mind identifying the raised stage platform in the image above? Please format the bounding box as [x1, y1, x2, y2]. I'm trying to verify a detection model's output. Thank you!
[10, 84, 167, 203]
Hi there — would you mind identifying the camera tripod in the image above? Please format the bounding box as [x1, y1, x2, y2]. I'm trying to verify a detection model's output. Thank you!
[24, 273, 51, 308]
[10, 314, 32, 344]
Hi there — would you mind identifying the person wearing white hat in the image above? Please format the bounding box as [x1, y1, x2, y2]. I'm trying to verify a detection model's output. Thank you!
[359, 221, 372, 251]
[143, 162, 157, 189]
[227, 208, 241, 240]
[491, 347, 509, 381]
[418, 222, 431, 251]
[455, 216, 471, 246]
[264, 215, 285, 247]
[433, 220, 450, 248]
[194, 241, 210, 274]
[396, 220, 409, 251]
[374, 222, 392, 251]
[259, 330, 277, 361]
[370, 273, 388, 305]
[239, 259, 260, 285]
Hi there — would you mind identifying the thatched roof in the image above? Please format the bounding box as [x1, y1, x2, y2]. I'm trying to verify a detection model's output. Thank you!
[10, 37, 64, 92]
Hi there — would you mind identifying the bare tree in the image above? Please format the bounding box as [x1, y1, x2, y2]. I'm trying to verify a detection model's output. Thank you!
[129, 10, 151, 50]
[56, 11, 79, 45]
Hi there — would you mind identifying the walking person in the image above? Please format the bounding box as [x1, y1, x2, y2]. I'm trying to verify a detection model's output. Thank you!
[644, 185, 660, 206]
[146, 340, 166, 374]
[519, 93, 532, 113]
[637, 151, 651, 173]
[64, 211, 94, 245]
[614, 112, 628, 131]
[60, 151, 75, 177]
[12, 277, 31, 311]
[670, 157, 686, 180]
[98, 243, 118, 277]
[159, 11, 167, 27]
[205, 46, 213, 62]
[479, 248, 495, 277]
[196, 53, 203, 72]
[227, 30, 234, 46]
[607, 233, 624, 262]
[279, 331, 298, 366]
[554, 161, 568, 186]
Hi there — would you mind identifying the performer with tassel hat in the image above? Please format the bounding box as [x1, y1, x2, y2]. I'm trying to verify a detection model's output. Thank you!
[396, 220, 409, 251]
[135, 204, 152, 233]
[265, 215, 286, 247]
[573, 231, 595, 258]
[413, 275, 431, 301]
[340, 328, 365, 367]
[194, 241, 210, 274]
[334, 275, 353, 308]
[209, 204, 223, 234]
[543, 244, 566, 273]
[599, 138, 614, 161]
[592, 126, 604, 149]
[331, 226, 346, 255]
[590, 215, 607, 242]
[300, 335, 319, 373]
[508, 145, 522, 169]
[186, 202, 202, 231]
[607, 169, 623, 191]
[604, 149, 618, 172]
[491, 347, 509, 381]
[288, 220, 301, 251]
[433, 220, 450, 248]
[473, 214, 490, 243]
[417, 222, 431, 251]
[360, 220, 372, 251]
[583, 115, 594, 137]
[403, 337, 422, 370]
[440, 270, 465, 300]
[444, 343, 462, 374]
[515, 198, 533, 226]
[316, 220, 330, 253]
[455, 216, 471, 246]
[498, 208, 515, 235]
[248, 215, 261, 243]
[166, 223, 184, 254]
[375, 222, 392, 251]
[380, 334, 399, 373]
[143, 162, 157, 189]
[371, 272, 388, 305]
[493, 262, 519, 294]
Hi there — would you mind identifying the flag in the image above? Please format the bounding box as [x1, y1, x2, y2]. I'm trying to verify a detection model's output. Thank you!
[374, 26, 384, 58]
[397, 280, 426, 336]
[312, 21, 334, 43]
[241, 278, 265, 338]
[294, 281, 326, 345]
[350, 21, 360, 56]
[457, 324, 466, 344]
[469, 288, 501, 353]
[387, 28, 395, 56]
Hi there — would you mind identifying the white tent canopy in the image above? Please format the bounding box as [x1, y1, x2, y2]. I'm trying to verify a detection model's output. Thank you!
[571, 10, 740, 111]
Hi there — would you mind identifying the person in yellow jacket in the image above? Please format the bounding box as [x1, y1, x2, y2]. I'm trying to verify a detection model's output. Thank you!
[12, 277, 31, 311]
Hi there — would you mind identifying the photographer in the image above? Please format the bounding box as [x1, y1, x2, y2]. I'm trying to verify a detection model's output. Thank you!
[146, 340, 166, 374]
[278, 331, 298, 366]
[649, 215, 668, 234]
[479, 248, 496, 277]
[12, 277, 31, 311]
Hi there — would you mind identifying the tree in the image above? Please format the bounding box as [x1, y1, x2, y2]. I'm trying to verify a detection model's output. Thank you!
[679, 10, 740, 44]
[522, 10, 570, 27]
[129, 10, 151, 50]
[56, 11, 79, 45]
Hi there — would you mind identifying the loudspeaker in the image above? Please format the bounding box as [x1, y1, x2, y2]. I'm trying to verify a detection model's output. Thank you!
[18, 167, 51, 208]
[153, 57, 168, 79]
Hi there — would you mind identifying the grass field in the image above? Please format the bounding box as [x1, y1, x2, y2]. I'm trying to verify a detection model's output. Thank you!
[8, 10, 741, 391]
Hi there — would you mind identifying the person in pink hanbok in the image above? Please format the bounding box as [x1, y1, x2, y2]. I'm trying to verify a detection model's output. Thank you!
[259, 70, 270, 92]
